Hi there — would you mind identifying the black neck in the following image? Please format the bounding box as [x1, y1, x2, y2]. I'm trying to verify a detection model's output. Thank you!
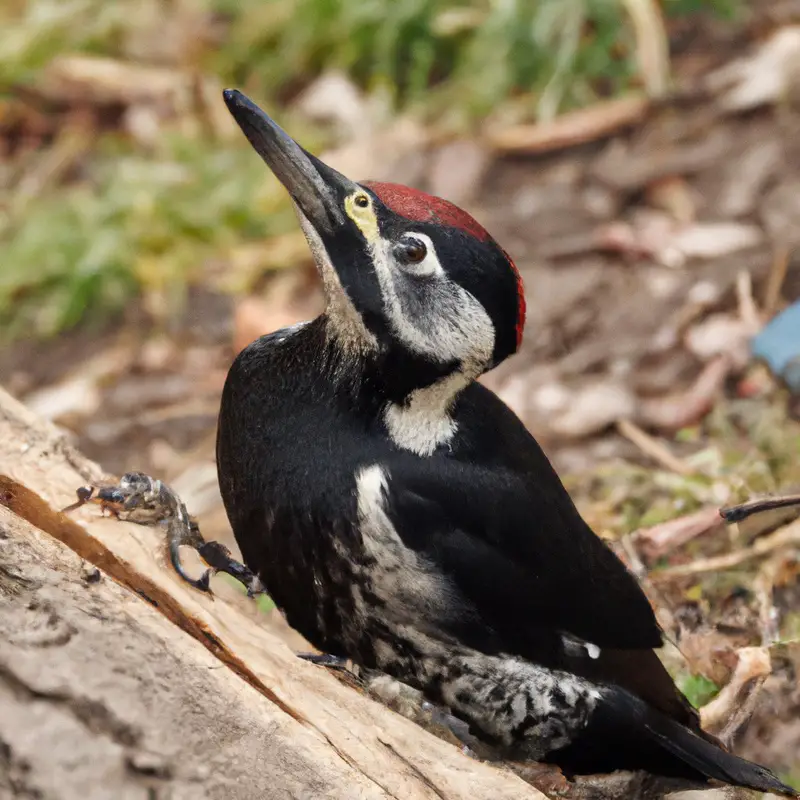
[318, 315, 462, 409]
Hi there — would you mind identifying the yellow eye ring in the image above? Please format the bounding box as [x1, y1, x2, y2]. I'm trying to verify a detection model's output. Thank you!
[354, 193, 370, 208]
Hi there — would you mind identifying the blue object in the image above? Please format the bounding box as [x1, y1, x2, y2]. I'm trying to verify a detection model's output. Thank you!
[751, 299, 800, 395]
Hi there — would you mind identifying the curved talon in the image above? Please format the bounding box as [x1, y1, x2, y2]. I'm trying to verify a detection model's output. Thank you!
[61, 485, 95, 513]
[169, 531, 213, 593]
[197, 541, 263, 596]
[297, 652, 349, 669]
[66, 472, 228, 594]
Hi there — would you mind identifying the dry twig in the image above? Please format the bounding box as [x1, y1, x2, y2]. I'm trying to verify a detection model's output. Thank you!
[753, 555, 784, 646]
[654, 517, 800, 578]
[700, 647, 772, 746]
[762, 244, 790, 319]
[632, 507, 723, 563]
[483, 95, 648, 155]
[616, 419, 694, 475]
[720, 494, 800, 523]
[736, 270, 761, 333]
[620, 0, 670, 98]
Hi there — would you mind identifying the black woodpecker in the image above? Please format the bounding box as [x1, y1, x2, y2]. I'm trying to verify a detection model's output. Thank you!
[216, 88, 798, 797]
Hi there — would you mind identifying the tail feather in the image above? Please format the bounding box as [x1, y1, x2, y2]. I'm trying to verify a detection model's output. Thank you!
[551, 688, 798, 797]
[640, 701, 796, 796]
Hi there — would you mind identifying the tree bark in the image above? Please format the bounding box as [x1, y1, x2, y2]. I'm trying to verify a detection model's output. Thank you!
[0, 385, 543, 800]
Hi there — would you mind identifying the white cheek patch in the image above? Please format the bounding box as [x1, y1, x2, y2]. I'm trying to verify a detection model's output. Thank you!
[370, 232, 495, 369]
[295, 206, 377, 354]
[369, 232, 495, 456]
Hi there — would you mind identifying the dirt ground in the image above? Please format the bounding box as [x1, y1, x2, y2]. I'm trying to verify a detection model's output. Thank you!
[2, 7, 800, 794]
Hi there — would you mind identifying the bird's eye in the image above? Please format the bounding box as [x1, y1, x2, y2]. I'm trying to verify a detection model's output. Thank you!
[395, 237, 427, 265]
[354, 193, 370, 208]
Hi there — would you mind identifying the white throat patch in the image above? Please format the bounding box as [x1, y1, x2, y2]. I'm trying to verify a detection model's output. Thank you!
[384, 371, 470, 456]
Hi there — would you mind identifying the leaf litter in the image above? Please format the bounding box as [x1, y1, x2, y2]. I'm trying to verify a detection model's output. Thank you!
[2, 1, 800, 793]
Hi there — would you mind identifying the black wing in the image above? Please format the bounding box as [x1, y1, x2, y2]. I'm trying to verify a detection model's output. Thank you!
[381, 384, 699, 726]
[384, 458, 659, 649]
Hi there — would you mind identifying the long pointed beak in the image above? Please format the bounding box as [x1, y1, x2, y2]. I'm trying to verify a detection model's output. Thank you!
[222, 89, 357, 233]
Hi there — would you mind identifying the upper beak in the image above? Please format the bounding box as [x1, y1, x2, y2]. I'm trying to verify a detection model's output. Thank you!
[222, 89, 358, 233]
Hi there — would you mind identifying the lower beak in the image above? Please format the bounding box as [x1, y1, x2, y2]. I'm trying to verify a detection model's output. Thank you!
[222, 89, 358, 233]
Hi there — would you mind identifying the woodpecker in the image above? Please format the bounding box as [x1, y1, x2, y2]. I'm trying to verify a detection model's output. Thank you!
[216, 88, 797, 797]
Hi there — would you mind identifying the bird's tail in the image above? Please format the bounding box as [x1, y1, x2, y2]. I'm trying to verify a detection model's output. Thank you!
[606, 688, 798, 797]
[553, 687, 798, 797]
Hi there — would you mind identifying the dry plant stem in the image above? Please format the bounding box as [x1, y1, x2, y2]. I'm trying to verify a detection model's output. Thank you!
[699, 647, 771, 746]
[632, 507, 722, 563]
[736, 269, 761, 333]
[654, 517, 800, 578]
[620, 0, 670, 98]
[616, 419, 694, 475]
[763, 244, 790, 318]
[483, 95, 649, 154]
[619, 533, 649, 580]
[720, 494, 800, 523]
[753, 555, 783, 646]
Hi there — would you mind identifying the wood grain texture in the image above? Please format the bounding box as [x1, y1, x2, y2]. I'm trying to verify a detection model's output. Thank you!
[0, 384, 543, 800]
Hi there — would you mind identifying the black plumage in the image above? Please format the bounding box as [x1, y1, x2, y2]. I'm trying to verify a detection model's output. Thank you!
[215, 88, 798, 797]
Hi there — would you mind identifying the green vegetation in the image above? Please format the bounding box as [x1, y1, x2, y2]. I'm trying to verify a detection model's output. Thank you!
[780, 773, 800, 793]
[0, 134, 301, 338]
[570, 397, 800, 536]
[678, 672, 719, 709]
[1, 0, 741, 340]
[217, 572, 277, 614]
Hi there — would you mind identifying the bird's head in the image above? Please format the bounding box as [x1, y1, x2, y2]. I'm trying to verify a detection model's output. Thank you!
[223, 89, 526, 393]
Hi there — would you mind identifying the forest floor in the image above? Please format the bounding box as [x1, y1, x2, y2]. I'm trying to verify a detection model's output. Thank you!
[2, 2, 800, 793]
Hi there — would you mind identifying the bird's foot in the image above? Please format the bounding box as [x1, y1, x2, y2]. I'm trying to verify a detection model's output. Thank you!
[61, 472, 262, 596]
[196, 540, 265, 597]
[296, 652, 350, 670]
[419, 701, 480, 757]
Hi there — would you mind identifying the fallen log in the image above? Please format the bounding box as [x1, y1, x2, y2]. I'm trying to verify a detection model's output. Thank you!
[0, 384, 541, 800]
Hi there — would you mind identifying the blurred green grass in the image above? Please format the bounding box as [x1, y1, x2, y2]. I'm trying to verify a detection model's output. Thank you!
[0, 0, 740, 341]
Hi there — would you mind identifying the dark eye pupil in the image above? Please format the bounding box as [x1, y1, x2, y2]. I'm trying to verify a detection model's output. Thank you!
[355, 194, 369, 208]
[399, 238, 427, 264]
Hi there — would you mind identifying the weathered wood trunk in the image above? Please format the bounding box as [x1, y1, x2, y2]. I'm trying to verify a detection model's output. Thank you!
[0, 385, 543, 800]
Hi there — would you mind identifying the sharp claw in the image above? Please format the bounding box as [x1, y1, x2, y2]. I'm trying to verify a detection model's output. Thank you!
[168, 525, 214, 593]
[65, 472, 219, 594]
[64, 473, 265, 598]
[196, 540, 263, 596]
[297, 653, 349, 669]
[60, 485, 95, 513]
